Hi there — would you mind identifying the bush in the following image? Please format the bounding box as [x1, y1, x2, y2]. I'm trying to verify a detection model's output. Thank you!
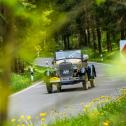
[82, 48, 120, 63]
[10, 66, 54, 93]
[10, 73, 31, 93]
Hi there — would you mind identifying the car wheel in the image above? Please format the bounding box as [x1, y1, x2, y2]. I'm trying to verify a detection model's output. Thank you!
[46, 83, 52, 93]
[90, 79, 95, 87]
[57, 83, 61, 92]
[84, 72, 88, 82]
[82, 80, 88, 90]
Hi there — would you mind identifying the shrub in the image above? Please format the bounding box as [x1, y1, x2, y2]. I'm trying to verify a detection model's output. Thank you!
[10, 73, 31, 93]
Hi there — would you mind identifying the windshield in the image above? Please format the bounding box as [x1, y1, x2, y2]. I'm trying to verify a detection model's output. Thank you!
[56, 50, 81, 60]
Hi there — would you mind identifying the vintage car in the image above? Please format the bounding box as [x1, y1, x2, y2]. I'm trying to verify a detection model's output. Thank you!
[45, 50, 96, 93]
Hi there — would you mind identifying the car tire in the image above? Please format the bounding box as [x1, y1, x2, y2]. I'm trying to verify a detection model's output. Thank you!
[57, 83, 61, 92]
[82, 80, 88, 90]
[46, 83, 52, 93]
[90, 79, 95, 87]
[82, 72, 88, 90]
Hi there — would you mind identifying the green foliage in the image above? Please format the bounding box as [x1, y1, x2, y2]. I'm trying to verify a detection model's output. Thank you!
[17, 8, 54, 62]
[95, 0, 106, 5]
[10, 73, 31, 93]
[1, 0, 17, 7]
[82, 47, 120, 63]
[34, 66, 51, 81]
[101, 50, 120, 63]
[10, 66, 51, 93]
[82, 48, 95, 59]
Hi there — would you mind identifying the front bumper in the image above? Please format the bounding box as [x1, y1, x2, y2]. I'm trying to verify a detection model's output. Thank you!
[50, 76, 84, 85]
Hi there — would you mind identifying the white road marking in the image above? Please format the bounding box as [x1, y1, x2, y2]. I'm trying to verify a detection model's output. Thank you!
[10, 81, 45, 97]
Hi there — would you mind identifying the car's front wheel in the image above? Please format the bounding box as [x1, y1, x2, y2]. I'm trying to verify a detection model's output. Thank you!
[82, 72, 88, 90]
[90, 79, 95, 87]
[57, 83, 61, 92]
[46, 83, 52, 93]
[82, 80, 88, 90]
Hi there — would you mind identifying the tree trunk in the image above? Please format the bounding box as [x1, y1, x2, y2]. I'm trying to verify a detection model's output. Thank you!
[120, 19, 125, 39]
[96, 27, 102, 54]
[78, 28, 88, 47]
[54, 33, 59, 43]
[78, 28, 84, 47]
[0, 4, 7, 48]
[106, 30, 112, 52]
[78, 32, 81, 48]
[84, 30, 88, 47]
[63, 35, 67, 50]
[67, 35, 70, 49]
[87, 28, 90, 47]
[12, 58, 25, 74]
[121, 27, 125, 40]
[0, 5, 17, 126]
[92, 29, 97, 53]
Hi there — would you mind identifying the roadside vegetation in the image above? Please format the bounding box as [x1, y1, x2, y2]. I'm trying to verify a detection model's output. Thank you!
[82, 48, 120, 63]
[49, 89, 126, 126]
[10, 66, 49, 93]
[10, 73, 31, 93]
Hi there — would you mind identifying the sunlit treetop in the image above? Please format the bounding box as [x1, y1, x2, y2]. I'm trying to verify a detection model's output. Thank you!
[0, 0, 17, 7]
[95, 0, 106, 5]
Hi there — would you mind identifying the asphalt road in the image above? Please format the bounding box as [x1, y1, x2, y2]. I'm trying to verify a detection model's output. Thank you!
[8, 62, 126, 124]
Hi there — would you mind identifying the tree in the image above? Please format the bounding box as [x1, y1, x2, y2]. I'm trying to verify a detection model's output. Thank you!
[0, 2, 17, 125]
[0, 0, 54, 125]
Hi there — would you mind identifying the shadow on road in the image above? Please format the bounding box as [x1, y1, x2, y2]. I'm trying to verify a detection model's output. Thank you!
[44, 87, 93, 94]
[61, 87, 85, 92]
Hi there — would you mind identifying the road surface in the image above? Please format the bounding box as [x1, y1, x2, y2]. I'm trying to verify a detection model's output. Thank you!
[8, 62, 126, 124]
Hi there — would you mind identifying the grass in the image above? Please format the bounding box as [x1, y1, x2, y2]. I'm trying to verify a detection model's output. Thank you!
[10, 73, 31, 93]
[82, 48, 120, 63]
[10, 66, 50, 93]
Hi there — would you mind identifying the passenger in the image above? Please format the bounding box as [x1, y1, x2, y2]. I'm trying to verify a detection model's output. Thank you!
[82, 55, 96, 80]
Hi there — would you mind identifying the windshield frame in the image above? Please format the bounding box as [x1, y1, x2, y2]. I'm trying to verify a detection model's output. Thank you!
[55, 50, 82, 61]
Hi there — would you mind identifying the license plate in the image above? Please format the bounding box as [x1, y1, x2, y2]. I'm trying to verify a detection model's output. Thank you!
[50, 77, 60, 82]
[62, 70, 69, 75]
[61, 77, 70, 81]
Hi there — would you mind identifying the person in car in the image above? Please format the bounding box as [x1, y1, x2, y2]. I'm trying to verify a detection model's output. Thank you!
[81, 55, 96, 80]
